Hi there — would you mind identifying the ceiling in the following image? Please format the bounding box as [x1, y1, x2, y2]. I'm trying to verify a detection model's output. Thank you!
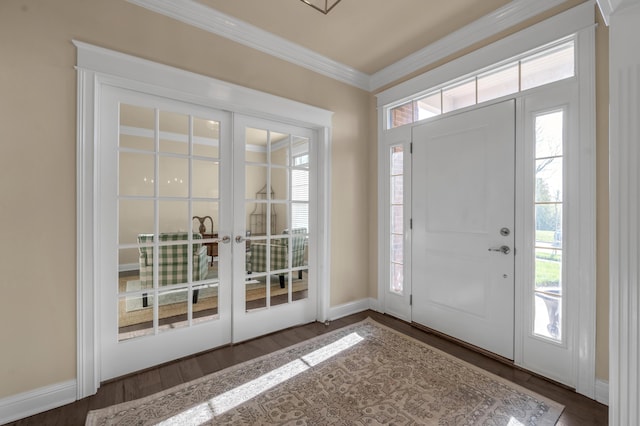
[197, 0, 511, 75]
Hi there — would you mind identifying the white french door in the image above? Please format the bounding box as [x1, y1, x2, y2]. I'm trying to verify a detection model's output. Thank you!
[99, 89, 317, 380]
[232, 116, 317, 342]
[412, 101, 515, 359]
[99, 87, 233, 380]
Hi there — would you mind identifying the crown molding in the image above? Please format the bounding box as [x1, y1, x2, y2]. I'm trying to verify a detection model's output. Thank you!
[597, 0, 640, 25]
[128, 0, 575, 93]
[370, 0, 568, 90]
[126, 0, 371, 91]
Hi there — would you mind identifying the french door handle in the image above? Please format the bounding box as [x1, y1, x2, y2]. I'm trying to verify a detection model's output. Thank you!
[235, 235, 246, 243]
[220, 235, 231, 244]
[488, 245, 511, 255]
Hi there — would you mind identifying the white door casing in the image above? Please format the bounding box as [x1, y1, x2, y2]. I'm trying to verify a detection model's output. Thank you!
[412, 100, 515, 360]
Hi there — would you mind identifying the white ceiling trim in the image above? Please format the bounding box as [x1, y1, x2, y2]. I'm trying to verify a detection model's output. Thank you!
[128, 0, 570, 92]
[126, 0, 371, 90]
[369, 0, 567, 91]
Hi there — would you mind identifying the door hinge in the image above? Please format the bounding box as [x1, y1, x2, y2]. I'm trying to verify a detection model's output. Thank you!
[410, 218, 413, 229]
[410, 142, 413, 154]
[410, 294, 413, 306]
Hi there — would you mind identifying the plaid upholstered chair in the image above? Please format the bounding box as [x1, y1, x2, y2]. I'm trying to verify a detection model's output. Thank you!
[138, 232, 209, 305]
[246, 228, 308, 288]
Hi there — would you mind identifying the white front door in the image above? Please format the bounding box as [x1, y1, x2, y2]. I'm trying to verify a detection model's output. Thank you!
[412, 100, 515, 359]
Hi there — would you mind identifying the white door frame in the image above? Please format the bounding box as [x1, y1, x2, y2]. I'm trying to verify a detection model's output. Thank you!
[376, 4, 596, 397]
[75, 41, 333, 398]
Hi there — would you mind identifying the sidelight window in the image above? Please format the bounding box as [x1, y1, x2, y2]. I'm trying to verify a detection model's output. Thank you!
[390, 145, 404, 294]
[533, 110, 564, 342]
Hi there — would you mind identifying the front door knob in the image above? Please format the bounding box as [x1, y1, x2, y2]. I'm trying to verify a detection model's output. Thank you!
[488, 245, 511, 255]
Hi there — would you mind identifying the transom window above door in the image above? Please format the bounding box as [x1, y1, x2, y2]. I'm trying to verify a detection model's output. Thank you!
[386, 37, 575, 129]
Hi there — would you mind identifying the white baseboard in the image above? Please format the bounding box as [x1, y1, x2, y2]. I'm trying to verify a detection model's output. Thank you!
[0, 380, 76, 425]
[595, 379, 609, 406]
[328, 298, 376, 321]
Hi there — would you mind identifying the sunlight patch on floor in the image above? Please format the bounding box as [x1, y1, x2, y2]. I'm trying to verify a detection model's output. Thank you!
[157, 331, 364, 425]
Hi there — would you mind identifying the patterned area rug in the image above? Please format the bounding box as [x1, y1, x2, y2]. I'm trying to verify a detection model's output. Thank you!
[86, 319, 563, 425]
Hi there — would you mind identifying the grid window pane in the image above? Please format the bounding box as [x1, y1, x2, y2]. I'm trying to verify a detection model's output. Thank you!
[521, 41, 575, 91]
[442, 79, 476, 113]
[389, 145, 404, 295]
[415, 92, 441, 120]
[389, 101, 414, 128]
[535, 111, 564, 158]
[477, 62, 519, 103]
[534, 292, 562, 340]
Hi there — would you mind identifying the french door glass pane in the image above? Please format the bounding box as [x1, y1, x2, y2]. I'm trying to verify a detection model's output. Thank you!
[119, 199, 154, 245]
[192, 160, 219, 199]
[192, 283, 219, 323]
[159, 156, 188, 198]
[193, 117, 219, 158]
[119, 152, 154, 197]
[159, 111, 188, 155]
[158, 287, 189, 332]
[158, 200, 189, 234]
[118, 247, 154, 341]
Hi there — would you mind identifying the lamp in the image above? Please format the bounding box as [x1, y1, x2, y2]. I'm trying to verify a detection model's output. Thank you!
[300, 0, 342, 14]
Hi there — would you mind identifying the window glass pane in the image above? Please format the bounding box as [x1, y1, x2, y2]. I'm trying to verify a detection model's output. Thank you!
[391, 175, 403, 204]
[159, 111, 189, 155]
[159, 156, 188, 198]
[291, 203, 309, 231]
[477, 62, 519, 103]
[535, 204, 562, 249]
[535, 248, 562, 290]
[391, 146, 403, 175]
[292, 137, 310, 168]
[389, 101, 414, 128]
[534, 292, 562, 340]
[391, 205, 403, 234]
[535, 111, 564, 158]
[391, 263, 403, 294]
[271, 132, 290, 168]
[119, 199, 154, 245]
[391, 234, 403, 263]
[521, 41, 575, 91]
[193, 117, 219, 158]
[192, 283, 219, 324]
[442, 79, 476, 113]
[535, 157, 563, 203]
[292, 169, 309, 201]
[192, 160, 218, 199]
[119, 152, 154, 197]
[415, 92, 441, 120]
[120, 104, 154, 152]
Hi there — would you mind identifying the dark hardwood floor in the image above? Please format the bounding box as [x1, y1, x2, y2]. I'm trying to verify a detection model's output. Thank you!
[8, 311, 608, 425]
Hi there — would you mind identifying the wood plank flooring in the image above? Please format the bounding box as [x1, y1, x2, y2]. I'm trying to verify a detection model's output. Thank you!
[7, 311, 608, 425]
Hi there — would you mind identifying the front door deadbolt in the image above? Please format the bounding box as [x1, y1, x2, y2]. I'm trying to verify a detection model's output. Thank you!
[500, 227, 510, 236]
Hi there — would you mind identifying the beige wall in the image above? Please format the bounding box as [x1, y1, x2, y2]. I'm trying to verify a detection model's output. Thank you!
[0, 0, 609, 402]
[0, 0, 370, 398]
